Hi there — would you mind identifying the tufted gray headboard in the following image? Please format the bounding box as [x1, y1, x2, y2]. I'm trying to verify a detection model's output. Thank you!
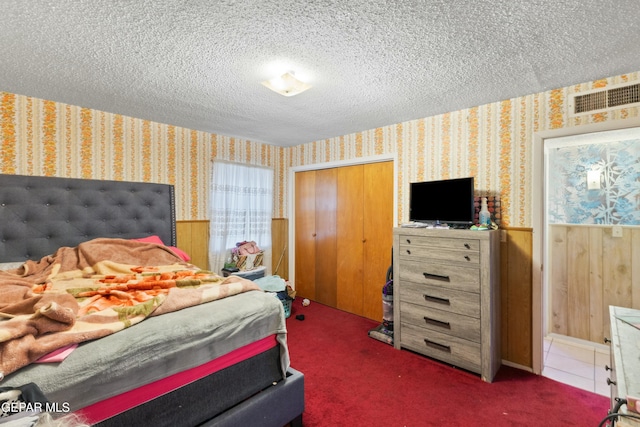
[0, 174, 176, 262]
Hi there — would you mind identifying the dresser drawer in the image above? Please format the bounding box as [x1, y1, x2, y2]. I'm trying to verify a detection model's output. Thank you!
[398, 235, 480, 252]
[608, 345, 618, 408]
[399, 244, 480, 264]
[399, 261, 480, 293]
[401, 323, 481, 374]
[399, 282, 480, 317]
[400, 302, 481, 342]
[609, 373, 618, 409]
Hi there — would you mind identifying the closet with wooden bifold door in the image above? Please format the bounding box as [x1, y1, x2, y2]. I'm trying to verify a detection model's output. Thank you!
[294, 161, 393, 321]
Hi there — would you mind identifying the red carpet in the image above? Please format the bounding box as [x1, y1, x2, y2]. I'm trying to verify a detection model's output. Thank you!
[285, 298, 608, 426]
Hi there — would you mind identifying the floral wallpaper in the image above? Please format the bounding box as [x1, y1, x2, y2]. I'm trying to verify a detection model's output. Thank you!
[547, 128, 640, 225]
[288, 73, 640, 227]
[1, 71, 640, 227]
[0, 92, 287, 220]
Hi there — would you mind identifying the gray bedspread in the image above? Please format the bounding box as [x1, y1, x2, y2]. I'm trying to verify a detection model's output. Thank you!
[1, 290, 289, 412]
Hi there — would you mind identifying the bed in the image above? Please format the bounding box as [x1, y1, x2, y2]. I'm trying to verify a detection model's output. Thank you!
[0, 174, 304, 427]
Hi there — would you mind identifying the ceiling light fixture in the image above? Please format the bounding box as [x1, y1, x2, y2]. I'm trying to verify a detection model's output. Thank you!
[261, 71, 311, 97]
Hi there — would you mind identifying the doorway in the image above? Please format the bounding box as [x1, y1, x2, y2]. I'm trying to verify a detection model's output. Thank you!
[532, 119, 640, 376]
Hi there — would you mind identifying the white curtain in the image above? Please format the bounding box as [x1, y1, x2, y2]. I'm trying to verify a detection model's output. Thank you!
[208, 161, 274, 274]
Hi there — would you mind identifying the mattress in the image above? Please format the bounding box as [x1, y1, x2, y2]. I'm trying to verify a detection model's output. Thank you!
[2, 290, 289, 417]
[89, 339, 284, 426]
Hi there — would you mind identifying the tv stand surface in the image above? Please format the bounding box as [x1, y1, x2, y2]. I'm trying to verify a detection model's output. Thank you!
[401, 222, 473, 230]
[448, 224, 471, 230]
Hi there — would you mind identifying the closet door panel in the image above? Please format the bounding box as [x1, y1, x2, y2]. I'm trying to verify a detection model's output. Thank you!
[336, 165, 364, 315]
[314, 168, 338, 307]
[294, 161, 394, 320]
[294, 170, 317, 300]
[363, 161, 394, 321]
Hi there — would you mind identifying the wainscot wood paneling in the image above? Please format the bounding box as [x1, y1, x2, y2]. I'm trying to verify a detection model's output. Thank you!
[176, 220, 209, 270]
[272, 218, 289, 280]
[177, 219, 290, 278]
[185, 220, 536, 369]
[549, 224, 640, 344]
[500, 227, 533, 368]
[184, 218, 536, 368]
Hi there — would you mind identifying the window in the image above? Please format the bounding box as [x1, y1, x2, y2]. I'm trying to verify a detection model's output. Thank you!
[208, 161, 274, 274]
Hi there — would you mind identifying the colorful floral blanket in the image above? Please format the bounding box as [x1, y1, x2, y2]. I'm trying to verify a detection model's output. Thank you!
[0, 238, 260, 378]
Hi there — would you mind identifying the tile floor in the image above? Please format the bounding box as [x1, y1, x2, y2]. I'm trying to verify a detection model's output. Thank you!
[542, 334, 611, 397]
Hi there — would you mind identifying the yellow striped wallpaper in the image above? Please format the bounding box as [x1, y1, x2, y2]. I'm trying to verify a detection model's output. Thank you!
[1, 71, 639, 226]
[0, 93, 286, 220]
[287, 72, 640, 226]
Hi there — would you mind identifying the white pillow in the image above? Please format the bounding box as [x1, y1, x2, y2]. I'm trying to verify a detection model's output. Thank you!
[0, 261, 24, 270]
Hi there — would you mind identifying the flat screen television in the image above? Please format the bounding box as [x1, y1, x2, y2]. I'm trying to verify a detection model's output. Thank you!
[409, 177, 475, 226]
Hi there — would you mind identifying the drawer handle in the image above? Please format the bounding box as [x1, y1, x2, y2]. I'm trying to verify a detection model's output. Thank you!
[464, 243, 470, 249]
[406, 239, 411, 244]
[424, 316, 451, 329]
[406, 249, 411, 255]
[423, 272, 450, 282]
[464, 255, 471, 261]
[607, 378, 617, 386]
[423, 294, 451, 305]
[604, 337, 611, 344]
[424, 339, 451, 353]
[605, 365, 611, 371]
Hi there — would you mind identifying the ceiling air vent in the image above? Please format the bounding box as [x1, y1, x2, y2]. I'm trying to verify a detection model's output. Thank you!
[569, 82, 640, 116]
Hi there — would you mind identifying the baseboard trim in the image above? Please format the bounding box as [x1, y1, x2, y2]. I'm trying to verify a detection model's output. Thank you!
[501, 359, 533, 373]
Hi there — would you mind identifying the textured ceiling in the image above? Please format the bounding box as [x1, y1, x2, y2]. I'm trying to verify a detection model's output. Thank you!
[2, 1, 640, 147]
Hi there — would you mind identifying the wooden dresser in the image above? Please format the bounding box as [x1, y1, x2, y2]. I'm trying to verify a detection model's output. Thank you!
[608, 306, 640, 426]
[392, 227, 500, 382]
